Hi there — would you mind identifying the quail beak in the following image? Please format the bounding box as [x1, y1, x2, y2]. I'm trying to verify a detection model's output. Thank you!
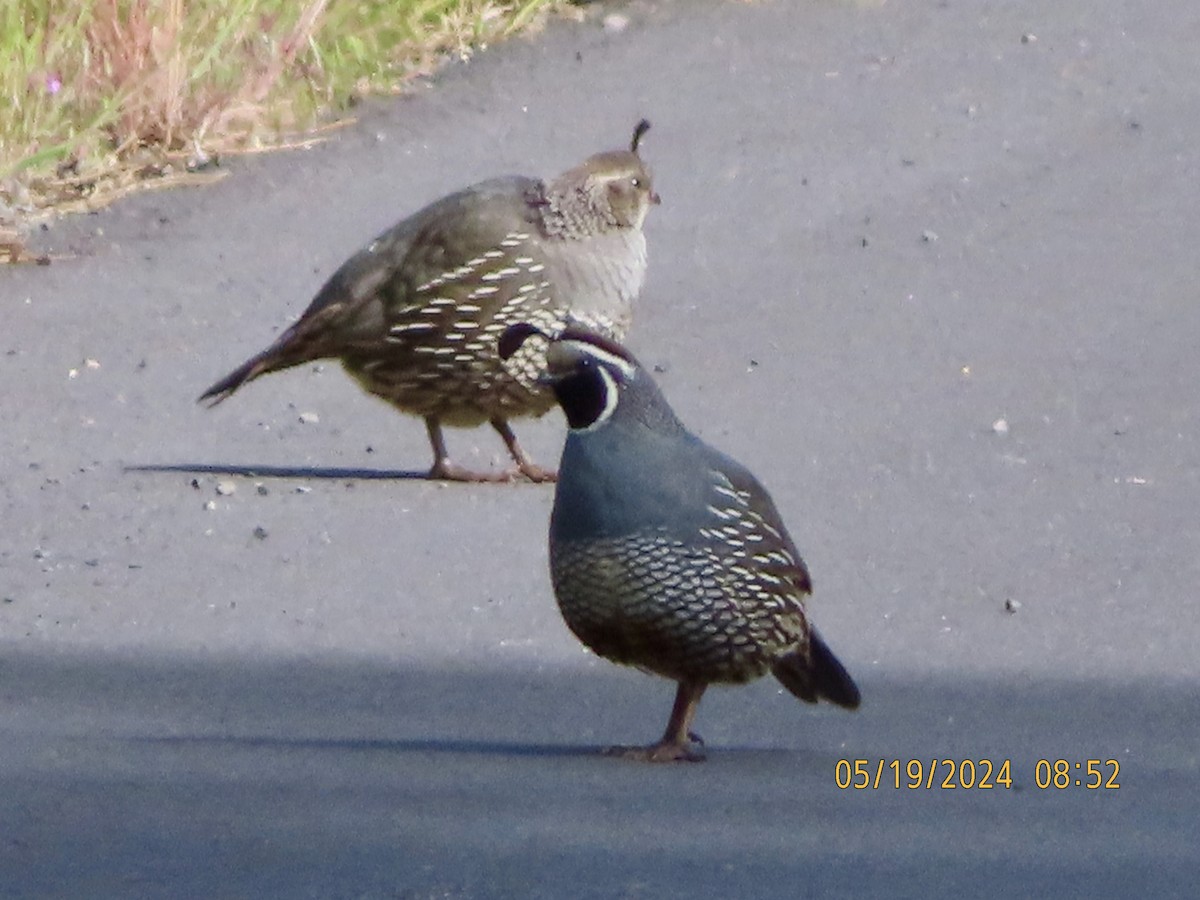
[649, 190, 662, 205]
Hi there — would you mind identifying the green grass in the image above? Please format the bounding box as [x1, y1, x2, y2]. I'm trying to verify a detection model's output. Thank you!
[0, 0, 561, 256]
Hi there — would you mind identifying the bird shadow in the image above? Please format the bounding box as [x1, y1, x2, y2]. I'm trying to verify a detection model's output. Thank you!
[135, 733, 801, 763]
[123, 462, 432, 481]
[137, 733, 605, 758]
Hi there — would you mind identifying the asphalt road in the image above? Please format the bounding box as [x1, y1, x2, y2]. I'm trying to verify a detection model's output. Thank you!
[3, 0, 1198, 897]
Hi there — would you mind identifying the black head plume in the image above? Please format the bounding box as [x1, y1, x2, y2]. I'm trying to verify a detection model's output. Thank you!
[631, 119, 651, 155]
[500, 322, 686, 434]
[498, 323, 637, 371]
[498, 323, 643, 430]
[497, 322, 549, 362]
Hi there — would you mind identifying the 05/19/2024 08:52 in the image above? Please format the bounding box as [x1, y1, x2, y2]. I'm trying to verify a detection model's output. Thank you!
[834, 758, 1122, 790]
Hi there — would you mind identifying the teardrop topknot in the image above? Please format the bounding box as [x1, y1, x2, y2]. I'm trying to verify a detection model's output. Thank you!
[631, 119, 651, 155]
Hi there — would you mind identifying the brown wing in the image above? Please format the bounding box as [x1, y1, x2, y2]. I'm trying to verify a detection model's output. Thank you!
[199, 176, 546, 404]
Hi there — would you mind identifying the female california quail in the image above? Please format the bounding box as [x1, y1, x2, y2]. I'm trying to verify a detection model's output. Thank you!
[498, 324, 861, 762]
[199, 122, 659, 482]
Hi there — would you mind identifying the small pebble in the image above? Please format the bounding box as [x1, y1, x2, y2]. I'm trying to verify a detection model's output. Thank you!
[253, 526, 269, 540]
[1021, 32, 1037, 44]
[298, 412, 319, 425]
[215, 480, 237, 496]
[1004, 598, 1021, 613]
[203, 500, 217, 511]
[256, 484, 269, 496]
[921, 229, 939, 243]
[992, 417, 1010, 435]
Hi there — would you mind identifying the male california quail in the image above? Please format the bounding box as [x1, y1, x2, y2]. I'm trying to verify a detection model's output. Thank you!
[498, 324, 861, 762]
[200, 122, 659, 482]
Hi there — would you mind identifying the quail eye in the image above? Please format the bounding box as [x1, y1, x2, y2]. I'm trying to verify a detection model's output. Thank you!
[630, 177, 641, 188]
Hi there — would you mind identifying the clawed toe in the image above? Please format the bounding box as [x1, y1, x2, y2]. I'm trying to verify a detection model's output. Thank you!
[427, 460, 514, 483]
[601, 740, 706, 763]
[513, 463, 558, 483]
[426, 460, 556, 483]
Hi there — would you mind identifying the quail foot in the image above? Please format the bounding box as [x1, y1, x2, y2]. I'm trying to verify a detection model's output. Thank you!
[499, 323, 861, 762]
[200, 121, 659, 482]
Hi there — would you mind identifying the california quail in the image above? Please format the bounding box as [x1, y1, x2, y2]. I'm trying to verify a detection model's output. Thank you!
[199, 121, 659, 482]
[498, 323, 861, 762]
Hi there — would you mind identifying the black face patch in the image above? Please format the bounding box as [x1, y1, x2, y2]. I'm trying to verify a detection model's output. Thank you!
[554, 364, 612, 430]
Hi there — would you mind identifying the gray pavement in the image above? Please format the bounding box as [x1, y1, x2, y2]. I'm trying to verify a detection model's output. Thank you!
[3, 0, 1198, 896]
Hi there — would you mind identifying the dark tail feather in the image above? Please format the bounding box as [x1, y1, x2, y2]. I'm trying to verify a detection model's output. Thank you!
[773, 628, 861, 710]
[198, 351, 279, 407]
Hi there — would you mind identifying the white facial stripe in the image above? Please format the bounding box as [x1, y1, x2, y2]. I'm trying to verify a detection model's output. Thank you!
[560, 340, 637, 379]
[576, 366, 620, 433]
